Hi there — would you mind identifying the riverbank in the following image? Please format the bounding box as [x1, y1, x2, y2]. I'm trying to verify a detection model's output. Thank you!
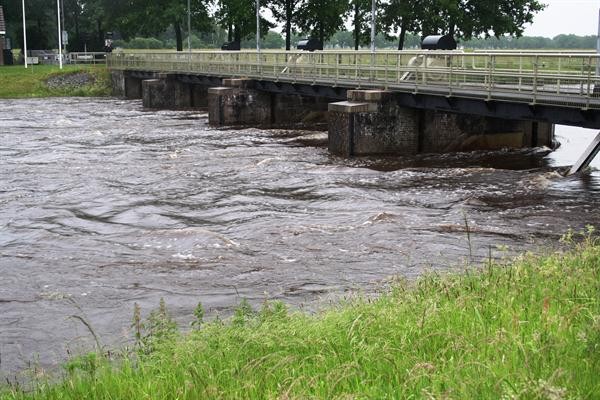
[0, 65, 110, 98]
[1, 232, 598, 399]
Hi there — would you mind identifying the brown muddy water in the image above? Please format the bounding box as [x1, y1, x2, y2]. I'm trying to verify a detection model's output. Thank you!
[1, 97, 599, 376]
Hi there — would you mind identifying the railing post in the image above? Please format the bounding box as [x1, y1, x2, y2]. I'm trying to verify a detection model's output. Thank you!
[586, 55, 593, 109]
[486, 54, 494, 101]
[335, 53, 339, 85]
[448, 54, 453, 96]
[532, 55, 539, 105]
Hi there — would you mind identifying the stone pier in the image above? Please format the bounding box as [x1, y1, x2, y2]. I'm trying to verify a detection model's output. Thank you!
[124, 76, 143, 99]
[208, 79, 272, 126]
[328, 90, 554, 156]
[208, 78, 330, 126]
[142, 74, 193, 109]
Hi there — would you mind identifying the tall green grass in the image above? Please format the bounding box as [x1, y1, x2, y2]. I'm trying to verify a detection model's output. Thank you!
[0, 65, 110, 98]
[2, 231, 599, 399]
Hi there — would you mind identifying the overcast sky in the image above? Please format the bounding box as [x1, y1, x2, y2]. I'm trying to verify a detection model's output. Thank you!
[523, 0, 599, 37]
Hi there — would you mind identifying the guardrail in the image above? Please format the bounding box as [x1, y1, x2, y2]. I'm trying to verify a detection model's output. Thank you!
[69, 52, 107, 64]
[108, 50, 600, 110]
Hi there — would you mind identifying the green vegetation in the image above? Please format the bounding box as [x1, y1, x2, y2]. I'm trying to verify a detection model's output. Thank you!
[2, 231, 599, 399]
[3, 0, 545, 54]
[0, 65, 111, 98]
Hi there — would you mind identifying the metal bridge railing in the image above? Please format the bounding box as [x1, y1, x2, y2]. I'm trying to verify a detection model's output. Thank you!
[108, 50, 600, 110]
[68, 52, 108, 64]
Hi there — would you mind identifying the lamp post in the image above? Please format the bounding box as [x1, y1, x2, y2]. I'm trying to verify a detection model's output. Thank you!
[370, 0, 376, 52]
[56, 0, 62, 69]
[256, 0, 260, 53]
[22, 0, 28, 68]
[187, 0, 191, 54]
[596, 7, 599, 76]
[61, 0, 66, 58]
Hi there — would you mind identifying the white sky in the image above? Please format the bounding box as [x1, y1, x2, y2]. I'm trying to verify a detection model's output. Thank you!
[523, 0, 599, 37]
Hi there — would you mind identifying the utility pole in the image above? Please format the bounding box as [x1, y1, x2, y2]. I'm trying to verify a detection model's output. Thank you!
[60, 0, 66, 58]
[596, 7, 599, 76]
[256, 0, 260, 53]
[187, 0, 191, 54]
[370, 0, 376, 52]
[56, 0, 63, 69]
[22, 0, 27, 68]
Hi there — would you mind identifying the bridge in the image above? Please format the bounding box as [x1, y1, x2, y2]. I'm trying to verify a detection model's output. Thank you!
[108, 49, 600, 173]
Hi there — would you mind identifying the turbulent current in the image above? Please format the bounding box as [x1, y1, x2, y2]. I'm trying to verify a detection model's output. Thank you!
[1, 97, 599, 375]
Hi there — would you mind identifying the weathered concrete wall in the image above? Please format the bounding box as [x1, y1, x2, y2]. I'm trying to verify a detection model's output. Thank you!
[329, 90, 555, 156]
[141, 75, 191, 109]
[110, 70, 126, 97]
[272, 94, 329, 125]
[208, 84, 271, 126]
[191, 85, 209, 108]
[124, 76, 142, 99]
[420, 111, 555, 152]
[329, 92, 419, 156]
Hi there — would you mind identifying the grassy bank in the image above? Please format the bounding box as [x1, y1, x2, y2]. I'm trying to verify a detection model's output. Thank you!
[0, 65, 111, 98]
[2, 233, 599, 399]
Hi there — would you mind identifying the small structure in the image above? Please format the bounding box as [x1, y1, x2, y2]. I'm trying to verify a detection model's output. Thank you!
[297, 38, 323, 52]
[221, 41, 240, 51]
[0, 6, 6, 65]
[421, 35, 457, 50]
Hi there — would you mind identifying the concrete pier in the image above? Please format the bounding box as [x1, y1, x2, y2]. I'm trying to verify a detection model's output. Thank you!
[141, 74, 192, 109]
[207, 78, 329, 126]
[329, 90, 554, 156]
[208, 79, 272, 126]
[124, 76, 142, 100]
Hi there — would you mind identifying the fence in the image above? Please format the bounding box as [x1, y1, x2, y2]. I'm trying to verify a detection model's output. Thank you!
[108, 50, 600, 110]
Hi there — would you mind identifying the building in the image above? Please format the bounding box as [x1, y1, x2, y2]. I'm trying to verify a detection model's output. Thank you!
[0, 6, 5, 65]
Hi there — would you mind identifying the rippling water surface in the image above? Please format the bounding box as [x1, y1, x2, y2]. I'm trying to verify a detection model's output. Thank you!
[1, 98, 599, 375]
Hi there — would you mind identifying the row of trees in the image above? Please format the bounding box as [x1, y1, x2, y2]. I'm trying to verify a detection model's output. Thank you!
[1, 0, 546, 53]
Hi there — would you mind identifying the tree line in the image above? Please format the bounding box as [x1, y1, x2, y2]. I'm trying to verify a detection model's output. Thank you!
[1, 0, 552, 53]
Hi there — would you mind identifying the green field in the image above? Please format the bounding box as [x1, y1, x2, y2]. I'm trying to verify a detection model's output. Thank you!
[0, 65, 111, 98]
[1, 230, 599, 399]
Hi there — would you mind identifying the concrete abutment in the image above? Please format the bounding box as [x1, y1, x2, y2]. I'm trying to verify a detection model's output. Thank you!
[329, 90, 555, 156]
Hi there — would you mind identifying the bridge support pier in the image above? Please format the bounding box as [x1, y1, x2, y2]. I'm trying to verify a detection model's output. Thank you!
[142, 74, 192, 109]
[124, 76, 143, 99]
[208, 79, 272, 126]
[329, 90, 555, 156]
[207, 78, 330, 126]
[109, 70, 143, 99]
[110, 70, 126, 97]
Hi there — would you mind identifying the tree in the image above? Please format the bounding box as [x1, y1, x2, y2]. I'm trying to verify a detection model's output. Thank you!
[380, 0, 424, 50]
[268, 0, 300, 50]
[122, 0, 211, 51]
[295, 0, 347, 45]
[423, 0, 545, 40]
[3, 0, 57, 50]
[349, 0, 371, 50]
[214, 0, 272, 45]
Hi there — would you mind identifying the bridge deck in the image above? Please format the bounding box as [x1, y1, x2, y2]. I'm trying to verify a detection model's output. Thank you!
[109, 50, 600, 111]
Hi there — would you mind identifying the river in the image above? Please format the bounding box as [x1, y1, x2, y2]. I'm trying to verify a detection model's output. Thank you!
[1, 97, 599, 376]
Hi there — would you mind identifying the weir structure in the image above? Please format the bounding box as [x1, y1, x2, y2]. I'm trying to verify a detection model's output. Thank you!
[108, 49, 600, 173]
